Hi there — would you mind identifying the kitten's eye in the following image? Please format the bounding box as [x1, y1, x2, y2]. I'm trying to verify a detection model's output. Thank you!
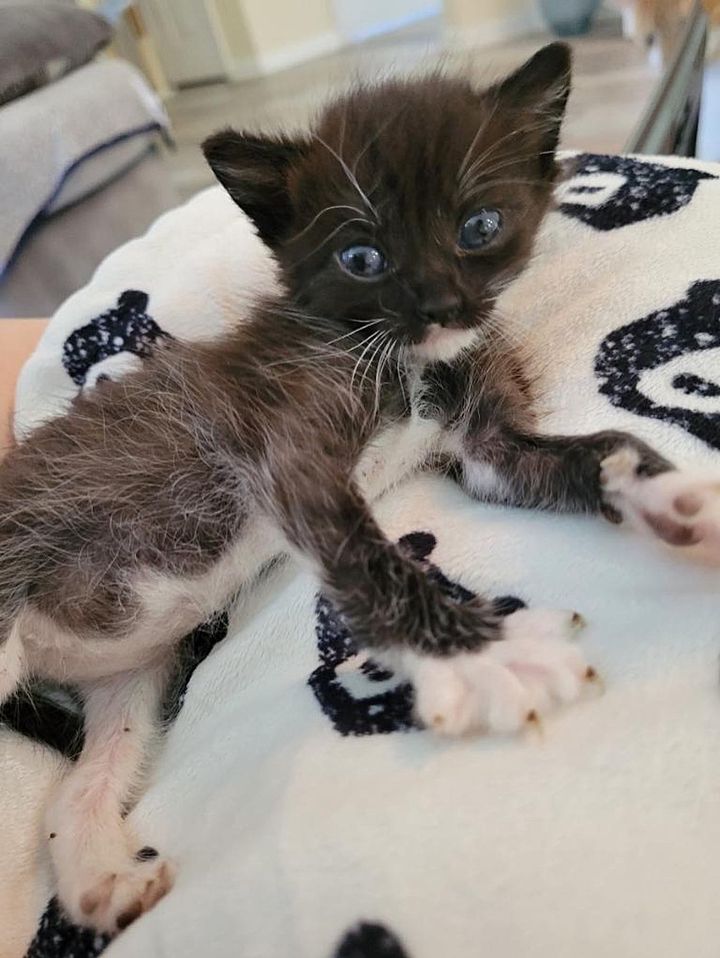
[337, 244, 387, 279]
[458, 209, 502, 250]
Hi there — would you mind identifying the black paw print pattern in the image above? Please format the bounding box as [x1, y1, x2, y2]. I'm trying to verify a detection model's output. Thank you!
[596, 279, 720, 450]
[334, 922, 411, 957]
[560, 154, 715, 231]
[26, 897, 110, 958]
[308, 530, 525, 736]
[62, 290, 168, 386]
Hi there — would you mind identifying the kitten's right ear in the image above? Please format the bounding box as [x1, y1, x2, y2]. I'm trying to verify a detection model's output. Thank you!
[498, 41, 572, 114]
[495, 42, 572, 176]
[202, 129, 307, 246]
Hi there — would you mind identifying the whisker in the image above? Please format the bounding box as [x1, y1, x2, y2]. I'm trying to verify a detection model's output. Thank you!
[313, 134, 379, 221]
[289, 204, 370, 244]
[351, 111, 401, 177]
[350, 330, 386, 392]
[373, 336, 396, 418]
[458, 125, 554, 196]
[457, 88, 501, 182]
[295, 217, 370, 264]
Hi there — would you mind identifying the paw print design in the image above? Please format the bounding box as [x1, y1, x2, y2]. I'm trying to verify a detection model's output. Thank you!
[595, 279, 720, 450]
[62, 290, 169, 387]
[559, 154, 715, 231]
[308, 530, 525, 737]
[26, 896, 110, 958]
[334, 922, 411, 958]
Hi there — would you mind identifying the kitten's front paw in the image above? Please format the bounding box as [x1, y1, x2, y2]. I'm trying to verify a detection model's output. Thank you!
[401, 608, 593, 737]
[601, 447, 720, 554]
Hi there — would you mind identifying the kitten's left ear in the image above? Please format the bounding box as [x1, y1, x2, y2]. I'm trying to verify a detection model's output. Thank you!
[202, 128, 308, 246]
[496, 42, 572, 175]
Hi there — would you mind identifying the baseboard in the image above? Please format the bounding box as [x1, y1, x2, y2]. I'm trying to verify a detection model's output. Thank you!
[226, 54, 261, 82]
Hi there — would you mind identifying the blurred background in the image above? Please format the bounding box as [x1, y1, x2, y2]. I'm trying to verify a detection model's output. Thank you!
[1, 0, 718, 316]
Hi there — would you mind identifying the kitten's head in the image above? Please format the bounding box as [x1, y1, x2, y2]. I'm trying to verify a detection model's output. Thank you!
[204, 42, 571, 362]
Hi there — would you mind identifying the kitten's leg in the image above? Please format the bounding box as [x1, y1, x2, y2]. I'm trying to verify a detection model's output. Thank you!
[460, 429, 671, 516]
[48, 665, 173, 934]
[266, 478, 593, 734]
[462, 426, 720, 554]
[600, 446, 720, 554]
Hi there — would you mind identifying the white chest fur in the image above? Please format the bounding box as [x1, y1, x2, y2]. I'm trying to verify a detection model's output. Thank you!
[355, 412, 445, 503]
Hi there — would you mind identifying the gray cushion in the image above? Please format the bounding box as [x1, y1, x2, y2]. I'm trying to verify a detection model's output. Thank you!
[0, 1, 112, 107]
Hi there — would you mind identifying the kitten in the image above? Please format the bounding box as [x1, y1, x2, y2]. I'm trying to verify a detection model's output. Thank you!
[1, 41, 718, 935]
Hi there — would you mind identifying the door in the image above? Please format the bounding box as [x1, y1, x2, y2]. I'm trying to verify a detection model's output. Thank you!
[138, 0, 227, 86]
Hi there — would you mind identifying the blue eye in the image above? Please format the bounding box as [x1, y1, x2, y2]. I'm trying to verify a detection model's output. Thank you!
[337, 244, 387, 279]
[459, 209, 502, 250]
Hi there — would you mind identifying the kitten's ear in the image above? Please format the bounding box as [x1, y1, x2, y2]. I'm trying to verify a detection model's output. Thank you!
[202, 129, 307, 246]
[495, 42, 572, 175]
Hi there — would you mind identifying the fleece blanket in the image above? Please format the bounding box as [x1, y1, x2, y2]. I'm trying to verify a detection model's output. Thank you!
[3, 152, 720, 958]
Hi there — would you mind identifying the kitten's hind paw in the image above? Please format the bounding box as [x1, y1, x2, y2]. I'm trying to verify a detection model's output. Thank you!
[601, 448, 720, 555]
[63, 853, 174, 935]
[397, 608, 595, 737]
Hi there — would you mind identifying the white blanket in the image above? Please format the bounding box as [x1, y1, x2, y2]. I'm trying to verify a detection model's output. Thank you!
[4, 151, 720, 958]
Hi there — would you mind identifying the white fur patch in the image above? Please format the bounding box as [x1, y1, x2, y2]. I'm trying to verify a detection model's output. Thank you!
[462, 460, 505, 499]
[0, 621, 24, 700]
[412, 326, 479, 363]
[355, 413, 444, 501]
[380, 607, 591, 736]
[20, 517, 286, 684]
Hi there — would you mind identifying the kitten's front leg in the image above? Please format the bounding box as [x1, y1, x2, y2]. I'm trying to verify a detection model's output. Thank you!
[265, 475, 593, 734]
[462, 427, 720, 555]
[379, 606, 590, 735]
[600, 446, 720, 553]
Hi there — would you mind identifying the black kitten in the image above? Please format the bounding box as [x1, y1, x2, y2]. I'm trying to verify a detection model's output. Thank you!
[1, 43, 716, 937]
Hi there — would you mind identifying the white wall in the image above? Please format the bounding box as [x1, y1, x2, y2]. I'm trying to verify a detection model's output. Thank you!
[333, 0, 441, 43]
[214, 0, 342, 77]
[444, 0, 542, 40]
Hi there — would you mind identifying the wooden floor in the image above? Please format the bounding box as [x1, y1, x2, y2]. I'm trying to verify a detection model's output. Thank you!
[164, 14, 659, 202]
[1, 11, 661, 316]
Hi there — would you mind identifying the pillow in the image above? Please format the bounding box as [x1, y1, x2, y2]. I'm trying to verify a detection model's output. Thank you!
[0, 1, 112, 107]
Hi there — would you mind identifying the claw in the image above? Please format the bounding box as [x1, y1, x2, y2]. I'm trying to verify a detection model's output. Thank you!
[524, 709, 544, 740]
[571, 611, 587, 632]
[584, 665, 605, 694]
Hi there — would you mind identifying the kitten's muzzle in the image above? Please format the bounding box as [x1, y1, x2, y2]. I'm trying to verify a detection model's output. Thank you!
[418, 291, 462, 326]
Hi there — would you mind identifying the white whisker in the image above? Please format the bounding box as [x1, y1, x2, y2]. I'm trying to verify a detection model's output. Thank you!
[314, 134, 379, 221]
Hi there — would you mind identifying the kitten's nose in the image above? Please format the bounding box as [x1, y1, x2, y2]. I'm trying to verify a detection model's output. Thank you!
[418, 292, 462, 326]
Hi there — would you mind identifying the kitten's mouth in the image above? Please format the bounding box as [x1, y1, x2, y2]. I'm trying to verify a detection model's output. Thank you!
[411, 324, 480, 363]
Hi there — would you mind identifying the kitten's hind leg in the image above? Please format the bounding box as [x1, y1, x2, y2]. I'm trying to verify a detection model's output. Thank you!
[48, 664, 174, 935]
